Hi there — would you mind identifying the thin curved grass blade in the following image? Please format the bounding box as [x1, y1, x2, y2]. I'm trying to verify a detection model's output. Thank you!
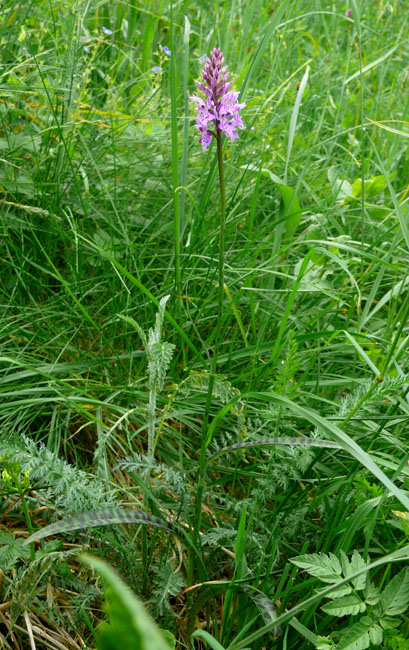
[243, 392, 409, 512]
[25, 508, 182, 544]
[210, 437, 341, 461]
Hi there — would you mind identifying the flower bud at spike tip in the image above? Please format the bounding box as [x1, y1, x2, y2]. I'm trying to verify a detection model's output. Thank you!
[190, 47, 245, 151]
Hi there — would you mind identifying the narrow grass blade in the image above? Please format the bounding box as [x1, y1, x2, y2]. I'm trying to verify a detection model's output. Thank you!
[284, 65, 309, 183]
[343, 46, 397, 85]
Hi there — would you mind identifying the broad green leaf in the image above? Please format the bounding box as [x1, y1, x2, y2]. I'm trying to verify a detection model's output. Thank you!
[337, 618, 382, 650]
[81, 555, 171, 650]
[322, 594, 365, 616]
[277, 183, 303, 240]
[242, 164, 304, 238]
[25, 508, 183, 545]
[380, 568, 409, 616]
[351, 174, 394, 199]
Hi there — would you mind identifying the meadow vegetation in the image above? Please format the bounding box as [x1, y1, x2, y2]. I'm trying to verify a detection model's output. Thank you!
[1, 1, 409, 648]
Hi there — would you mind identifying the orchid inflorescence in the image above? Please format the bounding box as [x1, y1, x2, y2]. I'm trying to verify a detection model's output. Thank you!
[190, 47, 245, 151]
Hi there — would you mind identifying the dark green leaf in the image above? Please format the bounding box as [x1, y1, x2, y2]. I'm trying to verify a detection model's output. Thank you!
[25, 508, 182, 545]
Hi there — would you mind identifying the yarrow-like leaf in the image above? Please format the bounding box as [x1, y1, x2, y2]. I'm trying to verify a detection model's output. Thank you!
[190, 47, 245, 151]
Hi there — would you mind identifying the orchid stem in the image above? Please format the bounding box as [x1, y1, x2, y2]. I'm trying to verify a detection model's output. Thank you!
[190, 131, 226, 584]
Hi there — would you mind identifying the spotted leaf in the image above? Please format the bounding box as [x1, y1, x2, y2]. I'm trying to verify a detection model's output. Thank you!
[25, 508, 182, 545]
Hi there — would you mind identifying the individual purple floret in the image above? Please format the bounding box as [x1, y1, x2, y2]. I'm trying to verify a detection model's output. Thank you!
[345, 8, 353, 17]
[190, 47, 245, 151]
[102, 26, 113, 35]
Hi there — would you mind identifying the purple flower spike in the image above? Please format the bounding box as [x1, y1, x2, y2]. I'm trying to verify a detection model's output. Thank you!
[345, 8, 353, 17]
[102, 26, 113, 35]
[190, 47, 245, 151]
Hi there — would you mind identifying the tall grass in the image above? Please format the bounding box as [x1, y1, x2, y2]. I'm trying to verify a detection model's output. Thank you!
[1, 0, 409, 648]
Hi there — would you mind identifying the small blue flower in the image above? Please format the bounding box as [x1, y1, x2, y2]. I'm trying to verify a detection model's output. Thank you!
[102, 26, 113, 35]
[152, 66, 162, 74]
[84, 45, 90, 53]
[199, 55, 206, 62]
[163, 45, 171, 56]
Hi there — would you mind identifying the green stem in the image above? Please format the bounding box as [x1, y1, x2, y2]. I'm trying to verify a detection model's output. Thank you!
[189, 131, 226, 584]
[216, 133, 226, 359]
[20, 490, 35, 562]
[169, 1, 184, 362]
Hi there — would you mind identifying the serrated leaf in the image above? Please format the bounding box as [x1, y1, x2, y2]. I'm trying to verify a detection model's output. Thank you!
[337, 618, 381, 650]
[380, 568, 409, 616]
[363, 581, 380, 606]
[315, 636, 334, 650]
[290, 552, 342, 583]
[325, 585, 352, 599]
[81, 555, 171, 650]
[24, 508, 182, 545]
[322, 594, 365, 616]
[149, 341, 175, 390]
[349, 550, 368, 591]
[379, 616, 400, 630]
[0, 534, 31, 570]
[368, 624, 383, 646]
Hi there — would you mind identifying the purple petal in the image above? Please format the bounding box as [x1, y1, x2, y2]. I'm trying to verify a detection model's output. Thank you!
[200, 132, 213, 151]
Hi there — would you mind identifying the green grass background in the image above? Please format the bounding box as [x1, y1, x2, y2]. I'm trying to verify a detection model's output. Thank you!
[1, 0, 409, 648]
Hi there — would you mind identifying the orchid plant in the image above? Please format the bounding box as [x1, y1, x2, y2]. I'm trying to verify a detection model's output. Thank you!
[189, 48, 246, 574]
